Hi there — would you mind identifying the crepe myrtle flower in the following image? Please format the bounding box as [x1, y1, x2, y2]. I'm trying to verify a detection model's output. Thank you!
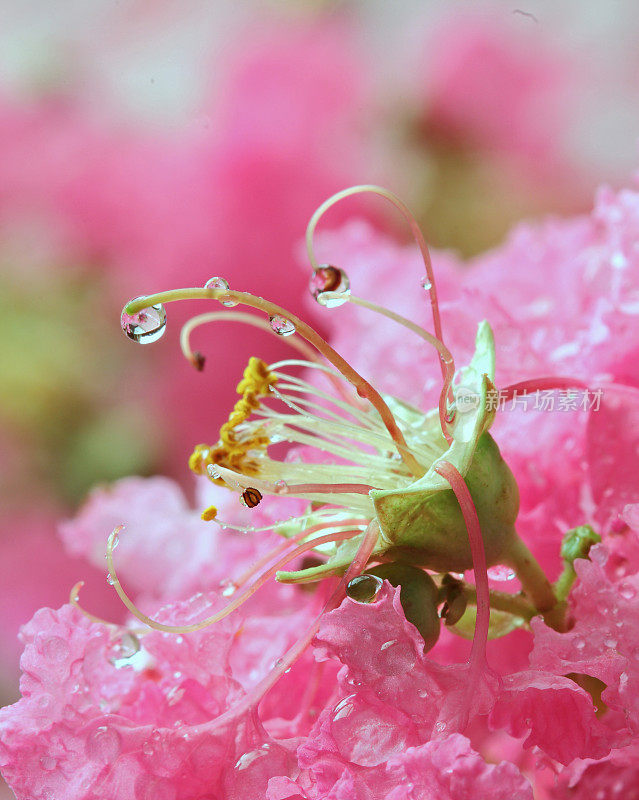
[101, 185, 613, 729]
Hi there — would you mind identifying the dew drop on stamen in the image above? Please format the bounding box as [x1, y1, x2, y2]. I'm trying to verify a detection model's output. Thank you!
[310, 264, 350, 307]
[346, 574, 383, 603]
[274, 480, 288, 494]
[420, 275, 432, 292]
[204, 276, 238, 307]
[269, 315, 296, 336]
[121, 298, 167, 344]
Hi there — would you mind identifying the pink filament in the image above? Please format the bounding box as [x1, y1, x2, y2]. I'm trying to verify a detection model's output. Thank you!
[279, 482, 376, 496]
[434, 460, 489, 670]
[501, 376, 588, 402]
[199, 519, 380, 733]
[233, 518, 366, 589]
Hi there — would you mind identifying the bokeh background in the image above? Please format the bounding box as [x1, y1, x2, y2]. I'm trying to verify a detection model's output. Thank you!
[1, 1, 639, 793]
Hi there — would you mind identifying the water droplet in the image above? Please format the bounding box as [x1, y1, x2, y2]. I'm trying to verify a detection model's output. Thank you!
[85, 725, 121, 762]
[40, 755, 57, 770]
[380, 639, 397, 651]
[309, 264, 350, 306]
[487, 565, 516, 581]
[220, 579, 237, 597]
[274, 480, 288, 494]
[269, 315, 296, 336]
[121, 297, 167, 344]
[111, 532, 120, 550]
[204, 276, 237, 307]
[106, 573, 117, 586]
[420, 276, 432, 291]
[234, 744, 271, 771]
[620, 583, 636, 600]
[605, 638, 617, 649]
[575, 638, 586, 650]
[435, 721, 446, 733]
[346, 574, 383, 603]
[112, 632, 140, 660]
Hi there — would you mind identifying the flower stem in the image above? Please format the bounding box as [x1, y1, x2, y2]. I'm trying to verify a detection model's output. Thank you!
[506, 534, 566, 629]
[461, 584, 536, 622]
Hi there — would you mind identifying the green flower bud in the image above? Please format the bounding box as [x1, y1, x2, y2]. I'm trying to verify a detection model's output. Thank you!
[366, 562, 440, 652]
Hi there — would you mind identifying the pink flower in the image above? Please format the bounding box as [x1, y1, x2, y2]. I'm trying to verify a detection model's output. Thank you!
[3, 178, 639, 799]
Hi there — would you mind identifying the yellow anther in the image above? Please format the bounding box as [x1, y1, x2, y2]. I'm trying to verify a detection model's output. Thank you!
[189, 444, 211, 475]
[188, 357, 276, 484]
[201, 505, 218, 522]
[236, 357, 277, 397]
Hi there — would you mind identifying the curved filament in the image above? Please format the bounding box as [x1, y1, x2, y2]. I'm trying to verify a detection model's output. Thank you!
[70, 581, 118, 627]
[210, 464, 376, 506]
[321, 291, 455, 442]
[126, 288, 424, 478]
[180, 310, 353, 404]
[501, 376, 588, 402]
[70, 580, 146, 636]
[233, 518, 367, 589]
[434, 459, 489, 728]
[304, 185, 446, 369]
[106, 527, 360, 634]
[197, 519, 380, 732]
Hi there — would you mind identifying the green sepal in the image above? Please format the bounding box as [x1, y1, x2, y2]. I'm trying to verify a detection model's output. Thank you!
[371, 323, 518, 573]
[277, 322, 520, 583]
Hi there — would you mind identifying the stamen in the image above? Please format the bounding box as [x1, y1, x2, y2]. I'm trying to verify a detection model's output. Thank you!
[276, 482, 375, 495]
[70, 581, 118, 627]
[319, 291, 455, 443]
[265, 384, 407, 456]
[105, 526, 361, 634]
[233, 518, 367, 589]
[209, 464, 377, 509]
[208, 507, 367, 535]
[304, 185, 446, 362]
[196, 519, 380, 731]
[124, 288, 425, 477]
[70, 581, 146, 637]
[501, 376, 588, 401]
[268, 365, 375, 427]
[208, 464, 375, 511]
[180, 310, 354, 405]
